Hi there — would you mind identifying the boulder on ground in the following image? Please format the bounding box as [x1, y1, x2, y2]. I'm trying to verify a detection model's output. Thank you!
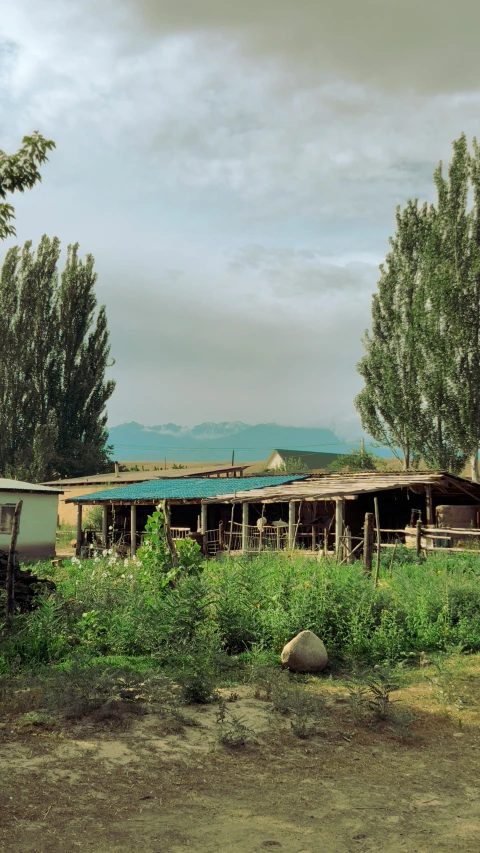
[281, 630, 328, 672]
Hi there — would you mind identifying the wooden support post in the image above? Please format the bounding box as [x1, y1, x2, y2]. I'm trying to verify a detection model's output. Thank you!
[373, 497, 381, 586]
[311, 524, 316, 552]
[219, 521, 224, 550]
[416, 519, 422, 558]
[228, 503, 235, 554]
[425, 485, 433, 526]
[76, 504, 83, 557]
[130, 503, 137, 557]
[242, 502, 249, 553]
[277, 526, 281, 551]
[363, 513, 374, 571]
[258, 504, 266, 552]
[345, 526, 353, 563]
[200, 504, 208, 554]
[323, 527, 328, 558]
[102, 505, 108, 548]
[288, 501, 295, 550]
[335, 499, 344, 560]
[5, 500, 22, 621]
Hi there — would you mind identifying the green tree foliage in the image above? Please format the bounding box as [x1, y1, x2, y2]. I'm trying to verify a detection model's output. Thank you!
[0, 236, 115, 480]
[356, 134, 480, 476]
[356, 200, 430, 469]
[327, 448, 383, 473]
[0, 132, 55, 239]
[418, 136, 472, 473]
[453, 138, 480, 480]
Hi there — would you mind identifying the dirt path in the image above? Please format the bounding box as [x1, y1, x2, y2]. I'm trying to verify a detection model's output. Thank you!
[1, 673, 480, 853]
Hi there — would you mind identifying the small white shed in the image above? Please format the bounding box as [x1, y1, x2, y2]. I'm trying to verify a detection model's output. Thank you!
[0, 478, 63, 561]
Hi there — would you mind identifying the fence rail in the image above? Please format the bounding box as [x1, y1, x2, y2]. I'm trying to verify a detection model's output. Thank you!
[170, 527, 192, 540]
[147, 520, 480, 564]
[400, 525, 480, 552]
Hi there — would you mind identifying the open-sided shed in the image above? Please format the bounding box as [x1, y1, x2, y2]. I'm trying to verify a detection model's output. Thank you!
[201, 471, 480, 553]
[66, 475, 308, 555]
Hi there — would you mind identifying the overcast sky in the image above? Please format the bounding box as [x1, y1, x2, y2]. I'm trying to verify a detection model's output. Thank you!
[1, 1, 480, 438]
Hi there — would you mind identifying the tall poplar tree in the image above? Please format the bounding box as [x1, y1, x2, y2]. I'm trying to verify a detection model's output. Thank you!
[0, 236, 61, 479]
[356, 134, 480, 477]
[416, 135, 471, 473]
[0, 236, 115, 480]
[54, 244, 116, 477]
[355, 200, 430, 469]
[456, 138, 480, 481]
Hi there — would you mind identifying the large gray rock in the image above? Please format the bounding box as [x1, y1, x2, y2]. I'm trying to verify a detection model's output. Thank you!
[281, 630, 328, 672]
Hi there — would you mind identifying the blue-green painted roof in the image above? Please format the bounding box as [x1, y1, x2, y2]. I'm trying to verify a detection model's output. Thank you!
[67, 475, 309, 503]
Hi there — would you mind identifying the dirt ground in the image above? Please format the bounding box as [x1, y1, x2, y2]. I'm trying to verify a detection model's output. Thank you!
[1, 662, 480, 853]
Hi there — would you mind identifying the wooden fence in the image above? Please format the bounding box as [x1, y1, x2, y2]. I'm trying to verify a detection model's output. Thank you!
[158, 517, 480, 566]
[359, 515, 480, 587]
[205, 522, 334, 555]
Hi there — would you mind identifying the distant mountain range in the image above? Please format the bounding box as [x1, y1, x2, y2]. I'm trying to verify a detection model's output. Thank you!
[107, 421, 384, 463]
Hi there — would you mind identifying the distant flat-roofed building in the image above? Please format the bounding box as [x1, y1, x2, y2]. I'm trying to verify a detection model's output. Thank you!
[43, 462, 252, 525]
[265, 448, 341, 472]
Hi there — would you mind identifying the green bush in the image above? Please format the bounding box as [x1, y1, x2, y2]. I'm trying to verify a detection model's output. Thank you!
[1, 539, 480, 677]
[327, 448, 384, 472]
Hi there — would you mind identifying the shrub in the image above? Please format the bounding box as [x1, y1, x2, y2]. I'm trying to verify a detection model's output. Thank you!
[176, 652, 218, 704]
[327, 448, 384, 473]
[1, 547, 480, 677]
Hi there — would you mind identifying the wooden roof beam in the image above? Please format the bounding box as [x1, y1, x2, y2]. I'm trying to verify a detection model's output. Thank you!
[201, 494, 358, 505]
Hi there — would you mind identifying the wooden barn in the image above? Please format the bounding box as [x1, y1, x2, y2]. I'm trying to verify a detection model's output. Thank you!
[202, 471, 480, 555]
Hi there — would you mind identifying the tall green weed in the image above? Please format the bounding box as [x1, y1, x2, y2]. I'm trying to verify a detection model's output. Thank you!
[1, 547, 480, 674]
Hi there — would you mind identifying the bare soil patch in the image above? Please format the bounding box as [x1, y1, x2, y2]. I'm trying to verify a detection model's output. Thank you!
[1, 664, 480, 853]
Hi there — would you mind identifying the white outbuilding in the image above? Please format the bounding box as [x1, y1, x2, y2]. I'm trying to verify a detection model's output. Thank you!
[0, 478, 63, 561]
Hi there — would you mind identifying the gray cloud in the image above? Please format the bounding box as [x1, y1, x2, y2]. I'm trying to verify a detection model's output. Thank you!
[1, 0, 480, 437]
[229, 246, 379, 297]
[117, 0, 480, 96]
[104, 267, 370, 428]
[2, 3, 478, 227]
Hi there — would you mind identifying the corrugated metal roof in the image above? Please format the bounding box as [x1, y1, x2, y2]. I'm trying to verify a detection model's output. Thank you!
[66, 475, 308, 504]
[0, 478, 63, 494]
[202, 471, 480, 503]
